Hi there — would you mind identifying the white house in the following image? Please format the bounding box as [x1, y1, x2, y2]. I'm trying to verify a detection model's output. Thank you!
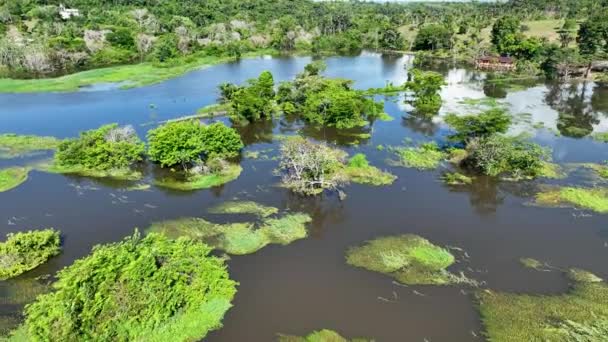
[59, 5, 80, 20]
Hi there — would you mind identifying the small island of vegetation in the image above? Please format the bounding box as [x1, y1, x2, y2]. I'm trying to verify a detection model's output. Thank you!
[9, 232, 237, 342]
[346, 234, 475, 286]
[278, 329, 373, 342]
[0, 134, 61, 159]
[0, 167, 29, 193]
[0, 229, 61, 280]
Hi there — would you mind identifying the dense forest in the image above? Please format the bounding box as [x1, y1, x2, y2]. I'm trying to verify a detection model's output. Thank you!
[0, 0, 607, 79]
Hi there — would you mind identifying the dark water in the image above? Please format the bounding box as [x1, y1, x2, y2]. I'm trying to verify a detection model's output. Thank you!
[0, 52, 607, 341]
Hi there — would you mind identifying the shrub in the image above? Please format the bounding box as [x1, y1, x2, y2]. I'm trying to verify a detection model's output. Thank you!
[464, 135, 550, 178]
[445, 108, 512, 142]
[55, 124, 144, 171]
[20, 232, 237, 341]
[147, 121, 242, 169]
[0, 229, 61, 280]
[229, 71, 275, 122]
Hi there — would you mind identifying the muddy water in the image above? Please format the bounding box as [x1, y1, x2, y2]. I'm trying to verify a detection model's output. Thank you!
[0, 52, 607, 341]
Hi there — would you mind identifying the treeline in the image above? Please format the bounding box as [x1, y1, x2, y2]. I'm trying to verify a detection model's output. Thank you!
[0, 0, 604, 77]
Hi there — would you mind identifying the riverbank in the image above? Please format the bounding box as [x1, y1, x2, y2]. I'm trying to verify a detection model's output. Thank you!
[0, 49, 278, 94]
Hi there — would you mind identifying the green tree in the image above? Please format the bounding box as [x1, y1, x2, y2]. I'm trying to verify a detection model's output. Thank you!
[153, 34, 179, 62]
[413, 24, 453, 51]
[491, 16, 522, 54]
[379, 26, 405, 51]
[404, 68, 446, 116]
[230, 71, 276, 122]
[577, 13, 608, 77]
[55, 124, 145, 171]
[445, 108, 512, 142]
[106, 27, 135, 50]
[147, 120, 207, 169]
[147, 121, 242, 169]
[557, 19, 577, 48]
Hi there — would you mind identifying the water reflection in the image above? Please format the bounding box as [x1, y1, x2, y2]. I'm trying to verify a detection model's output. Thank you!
[545, 81, 600, 138]
[284, 192, 346, 238]
[401, 114, 439, 137]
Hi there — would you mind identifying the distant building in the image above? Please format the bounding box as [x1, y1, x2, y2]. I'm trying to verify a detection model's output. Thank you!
[475, 55, 515, 71]
[59, 5, 80, 20]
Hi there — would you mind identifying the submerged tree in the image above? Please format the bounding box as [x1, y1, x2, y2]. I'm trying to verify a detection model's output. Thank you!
[445, 108, 512, 142]
[229, 70, 276, 123]
[55, 124, 145, 171]
[278, 136, 347, 195]
[404, 68, 446, 116]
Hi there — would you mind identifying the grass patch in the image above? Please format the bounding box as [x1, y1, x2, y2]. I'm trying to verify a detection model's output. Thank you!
[343, 153, 397, 186]
[278, 329, 372, 342]
[441, 172, 473, 185]
[0, 50, 276, 93]
[0, 134, 61, 159]
[0, 167, 29, 192]
[154, 164, 242, 191]
[208, 201, 279, 218]
[538, 162, 567, 179]
[391, 142, 445, 170]
[535, 187, 608, 214]
[36, 162, 142, 181]
[0, 229, 61, 280]
[147, 213, 311, 255]
[575, 163, 608, 179]
[478, 269, 608, 342]
[592, 132, 608, 143]
[346, 234, 474, 286]
[166, 103, 232, 123]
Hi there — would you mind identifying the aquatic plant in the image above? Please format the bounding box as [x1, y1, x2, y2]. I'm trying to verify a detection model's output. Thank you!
[278, 329, 373, 342]
[535, 187, 608, 214]
[343, 154, 397, 186]
[0, 167, 29, 192]
[154, 163, 242, 191]
[15, 232, 237, 341]
[519, 257, 544, 270]
[538, 161, 566, 179]
[404, 69, 445, 116]
[0, 134, 61, 159]
[478, 269, 608, 342]
[592, 132, 608, 143]
[346, 235, 473, 286]
[576, 163, 608, 179]
[147, 213, 312, 255]
[391, 142, 445, 170]
[208, 201, 279, 218]
[441, 172, 473, 185]
[38, 163, 143, 181]
[568, 268, 603, 283]
[0, 229, 61, 280]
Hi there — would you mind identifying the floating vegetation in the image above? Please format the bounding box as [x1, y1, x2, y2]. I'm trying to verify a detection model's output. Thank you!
[346, 235, 475, 286]
[166, 103, 231, 123]
[441, 172, 473, 185]
[0, 134, 61, 159]
[343, 154, 397, 186]
[244, 148, 273, 160]
[147, 213, 312, 255]
[538, 162, 567, 179]
[574, 163, 608, 179]
[0, 167, 29, 192]
[155, 164, 242, 191]
[592, 132, 608, 143]
[208, 201, 279, 218]
[377, 112, 394, 121]
[519, 257, 545, 271]
[391, 142, 445, 170]
[447, 148, 468, 165]
[124, 183, 152, 191]
[0, 229, 61, 280]
[535, 187, 608, 214]
[568, 268, 603, 283]
[278, 329, 373, 342]
[14, 232, 237, 342]
[37, 162, 143, 181]
[478, 269, 608, 342]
